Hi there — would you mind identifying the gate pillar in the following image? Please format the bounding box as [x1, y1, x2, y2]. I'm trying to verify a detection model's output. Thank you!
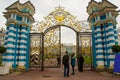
[87, 0, 119, 70]
[3, 1, 35, 70]
[76, 32, 80, 56]
[41, 32, 44, 71]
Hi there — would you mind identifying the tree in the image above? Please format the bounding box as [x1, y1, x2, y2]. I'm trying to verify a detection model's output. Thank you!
[0, 46, 6, 66]
[112, 45, 120, 54]
[0, 46, 6, 54]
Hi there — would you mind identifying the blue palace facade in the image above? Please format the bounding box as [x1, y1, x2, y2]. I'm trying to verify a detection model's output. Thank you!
[2, 0, 119, 70]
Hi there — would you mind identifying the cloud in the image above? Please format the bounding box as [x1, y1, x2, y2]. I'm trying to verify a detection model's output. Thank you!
[0, 0, 120, 28]
[61, 27, 76, 44]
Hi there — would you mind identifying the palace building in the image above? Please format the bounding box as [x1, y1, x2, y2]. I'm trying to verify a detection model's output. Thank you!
[1, 0, 119, 71]
[87, 0, 119, 69]
[3, 1, 35, 69]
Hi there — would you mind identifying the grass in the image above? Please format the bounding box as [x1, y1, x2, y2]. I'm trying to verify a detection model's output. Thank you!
[83, 56, 92, 65]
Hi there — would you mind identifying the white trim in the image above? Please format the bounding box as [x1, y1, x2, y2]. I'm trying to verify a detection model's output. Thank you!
[7, 49, 14, 53]
[97, 61, 104, 66]
[9, 27, 16, 31]
[109, 55, 115, 59]
[96, 28, 101, 32]
[20, 40, 27, 43]
[19, 51, 26, 54]
[18, 62, 25, 66]
[110, 61, 114, 66]
[21, 29, 27, 33]
[8, 38, 15, 42]
[96, 39, 102, 42]
[18, 56, 26, 59]
[96, 50, 103, 53]
[20, 34, 27, 38]
[6, 56, 14, 59]
[4, 62, 13, 67]
[19, 45, 26, 48]
[96, 55, 104, 58]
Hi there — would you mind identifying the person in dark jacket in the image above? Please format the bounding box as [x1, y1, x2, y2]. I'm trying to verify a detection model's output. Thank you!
[57, 55, 61, 67]
[62, 51, 70, 77]
[78, 55, 84, 72]
[71, 53, 76, 75]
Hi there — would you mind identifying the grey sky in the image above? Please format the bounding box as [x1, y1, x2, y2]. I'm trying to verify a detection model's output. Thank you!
[0, 0, 120, 28]
[0, 0, 120, 44]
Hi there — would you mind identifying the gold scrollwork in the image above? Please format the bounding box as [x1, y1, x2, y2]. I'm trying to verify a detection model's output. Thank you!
[81, 37, 91, 55]
[31, 6, 91, 32]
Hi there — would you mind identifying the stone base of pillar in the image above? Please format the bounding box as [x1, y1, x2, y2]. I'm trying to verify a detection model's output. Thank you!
[95, 66, 114, 73]
[9, 66, 26, 73]
[17, 66, 25, 69]
[95, 66, 105, 71]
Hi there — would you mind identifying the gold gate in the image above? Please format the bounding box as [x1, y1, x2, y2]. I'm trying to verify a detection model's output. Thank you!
[30, 33, 42, 67]
[30, 6, 92, 70]
[79, 33, 92, 68]
[44, 28, 61, 67]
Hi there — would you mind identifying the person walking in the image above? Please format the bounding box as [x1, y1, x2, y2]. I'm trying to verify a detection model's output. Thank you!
[62, 51, 70, 77]
[78, 55, 84, 72]
[57, 54, 61, 67]
[71, 53, 76, 75]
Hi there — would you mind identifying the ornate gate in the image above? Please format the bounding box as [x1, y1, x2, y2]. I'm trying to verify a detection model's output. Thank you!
[30, 33, 42, 67]
[30, 6, 92, 70]
[44, 27, 61, 67]
[79, 32, 92, 68]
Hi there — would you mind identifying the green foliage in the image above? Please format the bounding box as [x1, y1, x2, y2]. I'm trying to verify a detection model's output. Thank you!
[112, 45, 120, 53]
[83, 56, 92, 65]
[0, 46, 6, 54]
[0, 46, 6, 66]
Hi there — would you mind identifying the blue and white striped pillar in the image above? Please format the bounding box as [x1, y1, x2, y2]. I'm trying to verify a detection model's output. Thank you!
[106, 22, 116, 68]
[92, 24, 97, 68]
[3, 23, 17, 68]
[95, 24, 104, 68]
[17, 25, 28, 69]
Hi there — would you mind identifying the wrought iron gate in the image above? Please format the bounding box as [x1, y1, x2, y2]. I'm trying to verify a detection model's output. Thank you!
[44, 27, 61, 68]
[30, 33, 42, 67]
[29, 6, 92, 71]
[79, 32, 92, 68]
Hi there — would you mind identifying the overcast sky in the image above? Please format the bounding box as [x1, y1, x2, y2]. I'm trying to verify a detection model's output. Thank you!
[0, 0, 120, 44]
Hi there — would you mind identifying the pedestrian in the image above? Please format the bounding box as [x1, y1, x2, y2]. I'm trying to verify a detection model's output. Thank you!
[62, 51, 70, 77]
[57, 54, 61, 67]
[71, 53, 76, 75]
[78, 55, 84, 72]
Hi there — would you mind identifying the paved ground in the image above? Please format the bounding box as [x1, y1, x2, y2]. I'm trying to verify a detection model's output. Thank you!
[0, 68, 120, 80]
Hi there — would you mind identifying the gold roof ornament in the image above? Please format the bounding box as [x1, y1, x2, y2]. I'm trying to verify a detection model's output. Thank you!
[31, 6, 91, 33]
[54, 6, 66, 23]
